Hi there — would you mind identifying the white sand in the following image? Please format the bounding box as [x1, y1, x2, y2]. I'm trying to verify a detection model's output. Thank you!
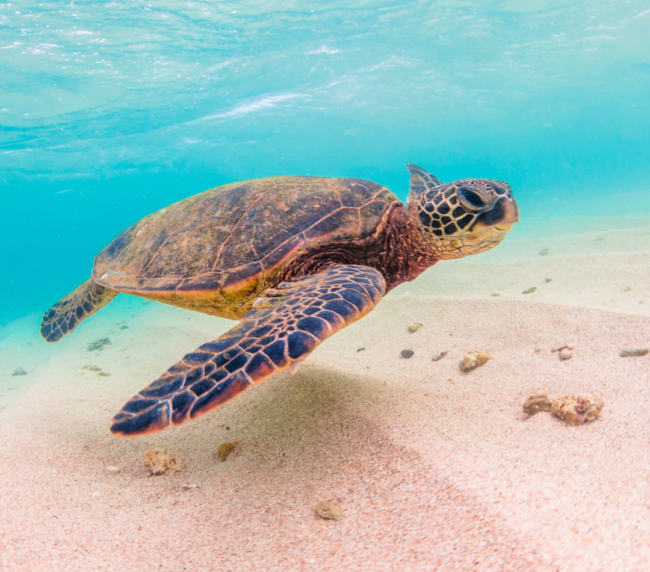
[0, 217, 649, 571]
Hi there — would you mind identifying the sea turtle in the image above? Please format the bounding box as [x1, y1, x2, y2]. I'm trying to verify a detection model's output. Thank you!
[41, 165, 518, 436]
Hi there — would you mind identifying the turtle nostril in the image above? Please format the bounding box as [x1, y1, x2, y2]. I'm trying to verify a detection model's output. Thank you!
[458, 188, 485, 209]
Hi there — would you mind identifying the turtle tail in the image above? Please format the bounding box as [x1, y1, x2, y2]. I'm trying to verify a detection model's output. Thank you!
[41, 278, 118, 343]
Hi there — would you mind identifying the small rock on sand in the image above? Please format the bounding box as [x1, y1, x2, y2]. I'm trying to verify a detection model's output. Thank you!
[539, 248, 549, 256]
[106, 465, 120, 473]
[316, 501, 344, 521]
[545, 278, 552, 283]
[620, 347, 649, 358]
[87, 338, 111, 352]
[523, 394, 552, 416]
[552, 343, 574, 359]
[401, 349, 414, 359]
[522, 287, 537, 294]
[143, 446, 184, 476]
[524, 394, 604, 425]
[551, 395, 604, 426]
[431, 349, 449, 362]
[408, 322, 423, 332]
[12, 368, 27, 376]
[216, 442, 239, 462]
[459, 350, 491, 372]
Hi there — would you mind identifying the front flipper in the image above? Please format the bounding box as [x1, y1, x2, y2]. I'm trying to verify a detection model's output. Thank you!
[111, 264, 386, 436]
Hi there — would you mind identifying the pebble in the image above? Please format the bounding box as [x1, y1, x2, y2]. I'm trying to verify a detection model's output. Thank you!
[534, 347, 543, 353]
[545, 278, 552, 283]
[356, 347, 365, 352]
[316, 501, 344, 521]
[491, 293, 501, 297]
[12, 368, 27, 376]
[539, 247, 550, 256]
[408, 322, 423, 332]
[522, 287, 537, 294]
[216, 441, 239, 462]
[401, 349, 415, 359]
[181, 484, 200, 490]
[106, 465, 120, 473]
[459, 350, 492, 372]
[620, 347, 649, 358]
[523, 394, 552, 416]
[550, 342, 574, 360]
[143, 445, 184, 476]
[431, 349, 450, 362]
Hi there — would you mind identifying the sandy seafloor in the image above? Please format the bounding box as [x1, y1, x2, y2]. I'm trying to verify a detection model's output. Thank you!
[1, 213, 649, 572]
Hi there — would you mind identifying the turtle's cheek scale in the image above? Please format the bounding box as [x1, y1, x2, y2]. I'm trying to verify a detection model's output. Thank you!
[413, 182, 518, 261]
[110, 265, 386, 437]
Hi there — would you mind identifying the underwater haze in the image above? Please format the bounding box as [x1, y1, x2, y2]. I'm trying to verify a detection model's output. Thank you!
[5, 3, 650, 569]
[2, 0, 650, 322]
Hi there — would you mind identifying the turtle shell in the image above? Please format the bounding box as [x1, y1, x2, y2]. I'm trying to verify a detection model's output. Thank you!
[93, 176, 398, 319]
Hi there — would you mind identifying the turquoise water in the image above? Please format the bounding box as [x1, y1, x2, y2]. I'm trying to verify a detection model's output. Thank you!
[2, 0, 650, 325]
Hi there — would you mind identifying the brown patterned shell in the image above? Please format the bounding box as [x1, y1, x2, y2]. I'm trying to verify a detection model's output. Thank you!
[93, 176, 397, 319]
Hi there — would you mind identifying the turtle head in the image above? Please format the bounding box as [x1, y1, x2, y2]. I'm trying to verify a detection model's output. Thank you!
[406, 164, 519, 260]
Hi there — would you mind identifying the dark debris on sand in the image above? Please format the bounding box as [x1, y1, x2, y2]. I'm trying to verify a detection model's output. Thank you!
[87, 338, 111, 352]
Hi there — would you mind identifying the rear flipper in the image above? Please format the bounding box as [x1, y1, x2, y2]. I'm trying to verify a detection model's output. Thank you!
[111, 264, 387, 437]
[41, 278, 118, 343]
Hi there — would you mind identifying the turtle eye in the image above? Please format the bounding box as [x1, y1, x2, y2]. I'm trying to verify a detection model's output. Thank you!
[458, 187, 486, 210]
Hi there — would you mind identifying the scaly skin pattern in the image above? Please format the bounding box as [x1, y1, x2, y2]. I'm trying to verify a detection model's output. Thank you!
[111, 265, 386, 436]
[408, 169, 518, 260]
[276, 203, 440, 292]
[40, 279, 117, 342]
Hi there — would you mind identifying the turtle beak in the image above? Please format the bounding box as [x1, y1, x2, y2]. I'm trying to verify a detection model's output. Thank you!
[471, 197, 519, 233]
[498, 197, 519, 229]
